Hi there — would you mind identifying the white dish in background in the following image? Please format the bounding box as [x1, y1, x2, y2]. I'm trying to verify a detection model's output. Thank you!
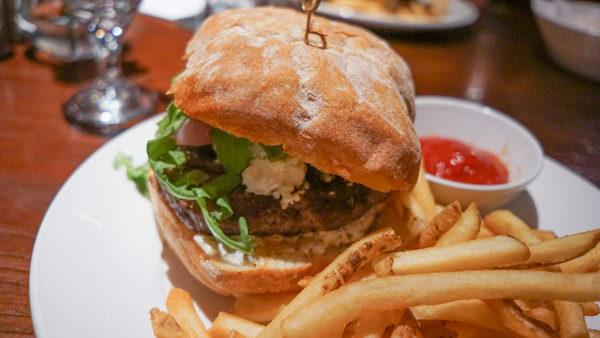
[414, 96, 544, 211]
[139, 0, 207, 21]
[30, 111, 600, 337]
[317, 0, 479, 31]
[532, 0, 600, 81]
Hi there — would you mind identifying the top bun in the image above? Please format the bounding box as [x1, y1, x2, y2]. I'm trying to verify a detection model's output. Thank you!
[170, 7, 420, 192]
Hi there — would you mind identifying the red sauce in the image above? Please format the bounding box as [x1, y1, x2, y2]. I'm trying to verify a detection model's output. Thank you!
[420, 137, 509, 185]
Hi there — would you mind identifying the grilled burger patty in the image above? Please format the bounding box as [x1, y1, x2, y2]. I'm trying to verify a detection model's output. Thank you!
[156, 145, 388, 236]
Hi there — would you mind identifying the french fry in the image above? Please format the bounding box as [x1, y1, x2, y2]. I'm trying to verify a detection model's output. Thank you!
[373, 236, 529, 276]
[419, 321, 449, 338]
[535, 230, 558, 241]
[373, 202, 408, 237]
[484, 210, 542, 245]
[342, 320, 358, 338]
[231, 292, 297, 323]
[395, 163, 437, 223]
[166, 288, 209, 338]
[296, 276, 312, 288]
[444, 321, 512, 338]
[521, 303, 558, 330]
[353, 310, 404, 338]
[389, 311, 423, 338]
[403, 216, 428, 247]
[477, 223, 494, 239]
[559, 241, 600, 273]
[257, 228, 402, 338]
[590, 330, 600, 338]
[411, 299, 505, 332]
[435, 202, 480, 247]
[281, 271, 600, 338]
[515, 298, 596, 318]
[418, 201, 462, 248]
[515, 230, 600, 268]
[514, 299, 546, 312]
[487, 300, 557, 338]
[228, 331, 245, 338]
[553, 300, 588, 338]
[150, 308, 189, 338]
[209, 312, 264, 338]
[581, 301, 600, 316]
[347, 265, 377, 283]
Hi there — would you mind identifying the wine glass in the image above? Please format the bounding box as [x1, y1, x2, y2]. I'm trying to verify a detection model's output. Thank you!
[63, 0, 157, 135]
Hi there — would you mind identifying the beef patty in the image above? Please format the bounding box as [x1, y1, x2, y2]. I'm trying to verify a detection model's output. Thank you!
[156, 145, 387, 236]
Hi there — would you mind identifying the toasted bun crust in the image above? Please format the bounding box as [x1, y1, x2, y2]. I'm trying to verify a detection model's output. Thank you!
[148, 173, 378, 296]
[170, 7, 420, 192]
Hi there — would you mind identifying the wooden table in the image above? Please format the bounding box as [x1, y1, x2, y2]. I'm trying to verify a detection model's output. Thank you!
[1, 2, 599, 336]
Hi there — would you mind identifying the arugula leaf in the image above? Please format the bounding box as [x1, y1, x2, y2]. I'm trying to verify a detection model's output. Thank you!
[262, 145, 287, 161]
[238, 217, 251, 251]
[211, 129, 251, 176]
[202, 174, 242, 199]
[150, 161, 197, 200]
[167, 150, 186, 166]
[210, 197, 234, 221]
[173, 169, 209, 187]
[114, 152, 149, 197]
[147, 135, 176, 159]
[156, 103, 186, 138]
[197, 197, 254, 254]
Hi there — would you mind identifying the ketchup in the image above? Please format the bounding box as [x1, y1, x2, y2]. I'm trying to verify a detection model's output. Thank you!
[419, 137, 509, 185]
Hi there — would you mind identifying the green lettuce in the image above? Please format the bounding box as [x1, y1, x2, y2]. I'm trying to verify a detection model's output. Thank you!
[114, 153, 149, 197]
[117, 103, 291, 254]
[147, 103, 254, 254]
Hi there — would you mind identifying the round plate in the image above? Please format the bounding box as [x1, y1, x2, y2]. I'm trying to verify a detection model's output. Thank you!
[317, 0, 479, 31]
[30, 103, 600, 337]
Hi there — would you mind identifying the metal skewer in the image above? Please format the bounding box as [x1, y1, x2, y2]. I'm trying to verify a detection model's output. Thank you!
[301, 0, 327, 49]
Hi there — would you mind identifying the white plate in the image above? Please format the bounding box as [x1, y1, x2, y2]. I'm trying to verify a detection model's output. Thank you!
[139, 0, 207, 21]
[317, 0, 479, 31]
[30, 107, 600, 337]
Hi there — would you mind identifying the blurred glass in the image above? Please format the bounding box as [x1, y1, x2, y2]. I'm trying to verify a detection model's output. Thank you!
[1, 0, 13, 59]
[63, 0, 157, 135]
[14, 0, 94, 61]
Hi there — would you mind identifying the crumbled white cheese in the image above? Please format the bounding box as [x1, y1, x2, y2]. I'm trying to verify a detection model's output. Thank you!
[193, 235, 250, 265]
[249, 143, 268, 159]
[193, 236, 217, 256]
[218, 245, 246, 265]
[242, 156, 308, 209]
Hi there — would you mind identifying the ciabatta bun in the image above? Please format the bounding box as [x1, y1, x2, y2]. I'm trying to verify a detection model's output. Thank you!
[169, 7, 420, 192]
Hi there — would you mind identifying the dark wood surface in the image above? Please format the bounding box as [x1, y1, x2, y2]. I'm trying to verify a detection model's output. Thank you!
[0, 2, 599, 336]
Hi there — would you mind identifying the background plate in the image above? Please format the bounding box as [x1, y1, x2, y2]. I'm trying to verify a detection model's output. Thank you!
[30, 104, 600, 337]
[317, 0, 479, 31]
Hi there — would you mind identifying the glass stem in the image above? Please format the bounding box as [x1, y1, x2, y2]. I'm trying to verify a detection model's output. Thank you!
[98, 52, 122, 81]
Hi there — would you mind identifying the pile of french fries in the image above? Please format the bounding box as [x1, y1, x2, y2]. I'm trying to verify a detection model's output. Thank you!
[151, 168, 600, 338]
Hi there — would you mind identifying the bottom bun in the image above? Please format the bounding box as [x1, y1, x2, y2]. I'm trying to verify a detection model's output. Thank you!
[148, 172, 385, 296]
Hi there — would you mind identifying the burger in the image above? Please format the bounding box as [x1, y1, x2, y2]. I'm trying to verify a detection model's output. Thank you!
[146, 7, 420, 296]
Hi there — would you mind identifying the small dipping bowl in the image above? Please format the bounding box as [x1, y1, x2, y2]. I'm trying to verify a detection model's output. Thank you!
[413, 96, 544, 211]
[532, 0, 600, 81]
